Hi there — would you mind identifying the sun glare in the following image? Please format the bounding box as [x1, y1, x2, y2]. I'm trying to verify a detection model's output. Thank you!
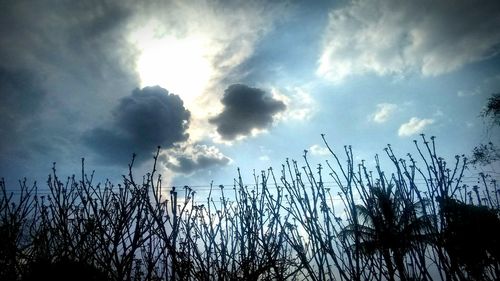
[129, 23, 212, 106]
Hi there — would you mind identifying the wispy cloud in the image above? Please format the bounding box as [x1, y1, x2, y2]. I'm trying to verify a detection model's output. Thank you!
[309, 144, 330, 156]
[371, 103, 397, 123]
[259, 155, 271, 162]
[272, 87, 316, 121]
[318, 0, 500, 82]
[398, 117, 434, 137]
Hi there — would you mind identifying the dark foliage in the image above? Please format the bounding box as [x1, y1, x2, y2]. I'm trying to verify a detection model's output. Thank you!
[22, 259, 109, 281]
[440, 197, 500, 280]
[469, 142, 500, 166]
[481, 93, 500, 126]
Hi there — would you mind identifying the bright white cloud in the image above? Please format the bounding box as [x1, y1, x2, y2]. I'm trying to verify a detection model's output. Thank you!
[309, 144, 330, 156]
[318, 0, 500, 82]
[398, 117, 435, 137]
[371, 103, 397, 123]
[272, 87, 316, 121]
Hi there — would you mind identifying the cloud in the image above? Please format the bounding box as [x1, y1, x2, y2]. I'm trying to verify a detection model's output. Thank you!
[0, 67, 55, 178]
[0, 68, 46, 142]
[0, 1, 141, 182]
[84, 86, 190, 165]
[1, 1, 136, 91]
[318, 0, 500, 82]
[457, 74, 500, 97]
[398, 117, 434, 137]
[0, 0, 289, 184]
[162, 144, 231, 175]
[120, 1, 290, 146]
[259, 155, 270, 162]
[209, 84, 286, 140]
[371, 103, 397, 123]
[272, 87, 316, 121]
[309, 144, 330, 156]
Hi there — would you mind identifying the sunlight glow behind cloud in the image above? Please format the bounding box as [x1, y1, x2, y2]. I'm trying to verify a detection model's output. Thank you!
[129, 22, 212, 106]
[126, 5, 281, 144]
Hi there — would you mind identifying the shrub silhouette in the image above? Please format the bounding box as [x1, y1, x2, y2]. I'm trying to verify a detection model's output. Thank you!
[440, 197, 500, 280]
[1, 136, 499, 280]
[22, 259, 109, 281]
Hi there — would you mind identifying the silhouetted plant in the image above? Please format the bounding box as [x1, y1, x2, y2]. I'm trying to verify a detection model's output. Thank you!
[439, 197, 500, 280]
[469, 142, 500, 166]
[0, 178, 39, 281]
[470, 93, 500, 167]
[22, 258, 109, 281]
[1, 136, 499, 281]
[481, 93, 500, 127]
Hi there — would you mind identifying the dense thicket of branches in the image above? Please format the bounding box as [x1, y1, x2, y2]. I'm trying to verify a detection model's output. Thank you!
[1, 135, 499, 281]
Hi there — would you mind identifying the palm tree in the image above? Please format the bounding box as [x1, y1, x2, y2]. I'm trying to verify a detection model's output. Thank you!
[342, 183, 432, 281]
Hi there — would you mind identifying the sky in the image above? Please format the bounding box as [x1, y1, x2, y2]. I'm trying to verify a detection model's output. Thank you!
[1, 0, 499, 191]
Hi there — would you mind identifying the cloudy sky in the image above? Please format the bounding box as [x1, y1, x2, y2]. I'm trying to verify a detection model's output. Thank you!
[1, 0, 499, 190]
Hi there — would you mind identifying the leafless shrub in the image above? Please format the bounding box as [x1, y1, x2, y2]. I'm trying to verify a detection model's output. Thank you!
[1, 137, 498, 281]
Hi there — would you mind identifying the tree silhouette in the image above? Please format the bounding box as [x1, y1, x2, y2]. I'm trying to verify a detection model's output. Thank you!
[22, 259, 109, 281]
[470, 93, 500, 166]
[440, 197, 500, 280]
[342, 183, 432, 281]
[481, 93, 500, 127]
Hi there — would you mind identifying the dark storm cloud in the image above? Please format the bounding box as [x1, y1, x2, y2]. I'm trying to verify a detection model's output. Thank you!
[0, 67, 46, 153]
[163, 144, 231, 175]
[0, 68, 45, 126]
[85, 86, 190, 165]
[209, 84, 286, 140]
[0, 1, 134, 78]
[0, 0, 140, 182]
